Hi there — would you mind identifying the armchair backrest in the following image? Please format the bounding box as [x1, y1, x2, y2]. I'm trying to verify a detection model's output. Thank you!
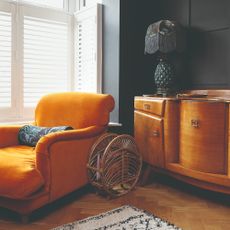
[34, 92, 115, 129]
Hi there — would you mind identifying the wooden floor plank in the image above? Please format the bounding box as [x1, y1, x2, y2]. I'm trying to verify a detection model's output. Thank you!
[0, 174, 229, 229]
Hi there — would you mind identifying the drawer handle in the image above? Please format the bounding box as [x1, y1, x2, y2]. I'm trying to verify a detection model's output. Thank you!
[143, 103, 151, 110]
[191, 119, 200, 128]
[152, 130, 159, 137]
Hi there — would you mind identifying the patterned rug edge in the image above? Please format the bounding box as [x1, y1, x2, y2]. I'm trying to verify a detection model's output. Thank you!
[52, 205, 182, 230]
[128, 205, 182, 230]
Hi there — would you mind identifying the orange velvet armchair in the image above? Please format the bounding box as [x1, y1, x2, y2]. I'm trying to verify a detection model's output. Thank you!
[0, 92, 114, 217]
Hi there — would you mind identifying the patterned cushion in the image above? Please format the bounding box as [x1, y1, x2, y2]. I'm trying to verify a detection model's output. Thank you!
[18, 125, 73, 147]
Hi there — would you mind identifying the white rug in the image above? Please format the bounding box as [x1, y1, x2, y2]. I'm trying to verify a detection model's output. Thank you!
[52, 205, 182, 230]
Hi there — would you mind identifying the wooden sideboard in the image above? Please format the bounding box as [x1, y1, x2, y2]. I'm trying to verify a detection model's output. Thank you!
[134, 90, 230, 194]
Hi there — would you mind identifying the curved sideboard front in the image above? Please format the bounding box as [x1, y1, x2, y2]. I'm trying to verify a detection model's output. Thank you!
[134, 90, 230, 194]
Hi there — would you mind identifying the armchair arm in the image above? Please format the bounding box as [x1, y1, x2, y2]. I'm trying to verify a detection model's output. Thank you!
[0, 125, 22, 148]
[35, 125, 106, 154]
[35, 125, 107, 199]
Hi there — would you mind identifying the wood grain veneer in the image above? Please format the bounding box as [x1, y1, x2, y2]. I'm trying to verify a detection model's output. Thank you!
[164, 100, 180, 164]
[179, 100, 227, 174]
[134, 90, 230, 194]
[134, 111, 164, 167]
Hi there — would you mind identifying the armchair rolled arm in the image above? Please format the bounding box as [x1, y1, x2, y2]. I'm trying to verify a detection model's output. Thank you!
[35, 125, 106, 154]
[0, 125, 23, 148]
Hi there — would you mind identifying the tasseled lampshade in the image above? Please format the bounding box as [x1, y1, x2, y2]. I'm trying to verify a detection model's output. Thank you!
[145, 20, 185, 54]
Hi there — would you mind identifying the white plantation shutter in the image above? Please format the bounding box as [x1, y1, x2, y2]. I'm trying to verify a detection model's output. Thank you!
[74, 4, 102, 93]
[84, 0, 96, 7]
[0, 11, 11, 108]
[21, 0, 65, 9]
[23, 8, 70, 107]
[78, 0, 101, 10]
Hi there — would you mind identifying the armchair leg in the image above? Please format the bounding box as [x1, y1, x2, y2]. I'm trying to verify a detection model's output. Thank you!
[21, 215, 29, 224]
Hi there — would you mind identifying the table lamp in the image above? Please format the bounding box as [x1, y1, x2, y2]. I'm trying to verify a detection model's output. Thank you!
[145, 20, 185, 96]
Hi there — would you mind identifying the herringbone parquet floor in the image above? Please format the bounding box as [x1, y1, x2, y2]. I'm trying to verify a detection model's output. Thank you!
[0, 174, 230, 230]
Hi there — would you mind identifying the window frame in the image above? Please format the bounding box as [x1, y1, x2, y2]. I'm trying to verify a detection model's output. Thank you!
[0, 1, 16, 120]
[76, 0, 102, 12]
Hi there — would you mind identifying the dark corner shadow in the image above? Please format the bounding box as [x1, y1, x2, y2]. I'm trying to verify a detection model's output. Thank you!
[147, 172, 230, 207]
[0, 184, 94, 223]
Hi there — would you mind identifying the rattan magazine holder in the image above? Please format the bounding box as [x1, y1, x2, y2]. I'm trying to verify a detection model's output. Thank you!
[87, 133, 142, 197]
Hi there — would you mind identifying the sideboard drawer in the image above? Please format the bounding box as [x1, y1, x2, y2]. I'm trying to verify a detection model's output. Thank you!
[134, 111, 164, 167]
[134, 98, 165, 116]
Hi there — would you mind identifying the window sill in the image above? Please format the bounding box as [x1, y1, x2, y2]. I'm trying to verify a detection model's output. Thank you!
[108, 122, 122, 127]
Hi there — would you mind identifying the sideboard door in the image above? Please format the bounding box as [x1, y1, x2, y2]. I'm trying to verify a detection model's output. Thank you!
[134, 111, 164, 168]
[180, 100, 227, 174]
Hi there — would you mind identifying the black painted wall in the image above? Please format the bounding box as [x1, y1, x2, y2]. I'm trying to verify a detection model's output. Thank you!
[189, 0, 230, 88]
[157, 0, 230, 88]
[103, 0, 230, 134]
[119, 0, 160, 133]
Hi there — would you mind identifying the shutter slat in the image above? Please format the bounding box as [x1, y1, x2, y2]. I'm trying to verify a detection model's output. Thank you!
[24, 44, 66, 52]
[24, 40, 67, 49]
[24, 33, 67, 42]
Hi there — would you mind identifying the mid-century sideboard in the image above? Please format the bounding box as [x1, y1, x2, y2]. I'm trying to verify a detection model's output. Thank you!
[134, 90, 230, 194]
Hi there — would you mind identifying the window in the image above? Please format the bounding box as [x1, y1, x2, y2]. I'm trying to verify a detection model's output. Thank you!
[0, 0, 101, 122]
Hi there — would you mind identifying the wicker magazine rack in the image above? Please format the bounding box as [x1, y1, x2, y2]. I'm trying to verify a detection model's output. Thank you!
[87, 133, 142, 197]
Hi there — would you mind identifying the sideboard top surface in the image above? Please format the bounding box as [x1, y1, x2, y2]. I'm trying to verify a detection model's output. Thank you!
[135, 89, 230, 103]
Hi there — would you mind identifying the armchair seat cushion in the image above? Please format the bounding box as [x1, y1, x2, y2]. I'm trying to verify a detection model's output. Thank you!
[0, 146, 44, 199]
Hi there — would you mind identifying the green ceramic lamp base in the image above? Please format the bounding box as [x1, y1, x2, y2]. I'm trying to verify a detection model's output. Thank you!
[154, 59, 175, 96]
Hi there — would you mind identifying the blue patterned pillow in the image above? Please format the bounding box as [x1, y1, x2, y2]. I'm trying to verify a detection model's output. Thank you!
[18, 125, 73, 147]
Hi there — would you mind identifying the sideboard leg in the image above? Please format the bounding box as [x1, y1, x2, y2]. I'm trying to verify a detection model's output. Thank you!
[139, 163, 152, 186]
[21, 215, 29, 224]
